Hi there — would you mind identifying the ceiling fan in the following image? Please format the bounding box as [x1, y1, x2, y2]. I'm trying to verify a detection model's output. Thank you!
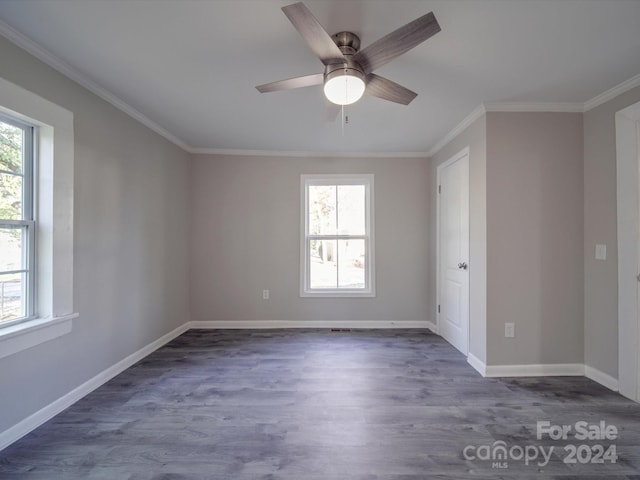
[256, 2, 441, 109]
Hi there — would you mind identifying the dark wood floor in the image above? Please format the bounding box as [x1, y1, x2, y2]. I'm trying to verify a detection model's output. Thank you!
[1, 329, 639, 479]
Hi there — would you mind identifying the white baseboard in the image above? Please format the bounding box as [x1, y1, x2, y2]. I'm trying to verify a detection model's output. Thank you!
[585, 365, 619, 392]
[426, 320, 438, 334]
[466, 357, 585, 379]
[0, 322, 189, 452]
[484, 363, 585, 378]
[466, 357, 620, 392]
[188, 320, 434, 330]
[467, 352, 486, 376]
[0, 319, 433, 450]
[0, 320, 621, 453]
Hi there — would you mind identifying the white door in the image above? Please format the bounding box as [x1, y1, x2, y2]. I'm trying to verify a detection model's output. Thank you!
[438, 149, 470, 355]
[616, 102, 640, 402]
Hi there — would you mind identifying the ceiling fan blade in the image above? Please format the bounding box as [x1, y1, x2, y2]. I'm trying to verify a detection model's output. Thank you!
[256, 73, 323, 93]
[281, 2, 345, 66]
[365, 74, 417, 105]
[354, 12, 441, 74]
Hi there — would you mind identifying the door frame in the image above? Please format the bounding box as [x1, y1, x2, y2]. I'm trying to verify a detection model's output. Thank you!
[436, 146, 470, 355]
[616, 101, 640, 401]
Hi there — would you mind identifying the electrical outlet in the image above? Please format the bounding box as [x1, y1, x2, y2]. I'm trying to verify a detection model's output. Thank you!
[262, 289, 269, 300]
[505, 323, 515, 338]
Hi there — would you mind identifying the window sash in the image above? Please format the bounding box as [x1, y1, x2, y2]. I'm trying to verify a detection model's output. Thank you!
[0, 113, 36, 325]
[301, 174, 374, 297]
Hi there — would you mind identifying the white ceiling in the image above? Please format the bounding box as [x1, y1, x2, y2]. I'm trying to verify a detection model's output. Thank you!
[1, 0, 639, 155]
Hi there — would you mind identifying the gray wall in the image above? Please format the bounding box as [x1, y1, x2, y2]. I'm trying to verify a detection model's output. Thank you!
[486, 112, 584, 365]
[429, 116, 487, 363]
[0, 37, 190, 431]
[429, 112, 584, 367]
[190, 154, 431, 322]
[584, 85, 640, 378]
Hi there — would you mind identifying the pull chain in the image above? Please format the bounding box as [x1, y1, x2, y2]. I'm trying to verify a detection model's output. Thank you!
[342, 75, 347, 136]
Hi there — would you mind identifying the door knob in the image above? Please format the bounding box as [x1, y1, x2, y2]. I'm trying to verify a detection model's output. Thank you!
[458, 262, 468, 270]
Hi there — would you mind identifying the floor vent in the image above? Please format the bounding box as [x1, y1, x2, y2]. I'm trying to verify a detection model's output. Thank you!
[330, 328, 352, 332]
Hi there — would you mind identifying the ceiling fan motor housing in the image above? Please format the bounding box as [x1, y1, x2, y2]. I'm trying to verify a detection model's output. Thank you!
[324, 57, 365, 84]
[324, 31, 366, 88]
[332, 31, 361, 55]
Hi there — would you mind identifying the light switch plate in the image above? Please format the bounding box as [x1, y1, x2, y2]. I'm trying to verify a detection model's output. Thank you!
[595, 244, 607, 261]
[505, 323, 515, 338]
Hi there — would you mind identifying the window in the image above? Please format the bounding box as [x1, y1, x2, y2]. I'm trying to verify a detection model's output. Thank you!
[301, 174, 374, 297]
[0, 76, 76, 360]
[0, 114, 35, 326]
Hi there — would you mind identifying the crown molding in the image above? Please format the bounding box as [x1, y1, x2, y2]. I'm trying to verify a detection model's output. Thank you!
[484, 101, 584, 113]
[190, 148, 428, 158]
[0, 19, 427, 160]
[0, 19, 192, 153]
[426, 104, 486, 157]
[0, 21, 428, 161]
[425, 101, 583, 158]
[3, 17, 639, 158]
[428, 72, 640, 158]
[583, 73, 640, 112]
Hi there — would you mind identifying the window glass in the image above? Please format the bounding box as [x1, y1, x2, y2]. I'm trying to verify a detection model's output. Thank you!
[0, 117, 33, 325]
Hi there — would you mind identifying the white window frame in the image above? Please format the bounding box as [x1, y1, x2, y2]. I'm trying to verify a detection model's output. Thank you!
[0, 113, 36, 324]
[300, 174, 375, 297]
[0, 76, 77, 360]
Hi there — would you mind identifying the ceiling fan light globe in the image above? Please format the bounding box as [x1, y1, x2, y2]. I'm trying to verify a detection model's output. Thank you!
[324, 70, 366, 106]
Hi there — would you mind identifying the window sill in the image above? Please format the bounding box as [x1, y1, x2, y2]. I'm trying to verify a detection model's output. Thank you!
[0, 313, 78, 360]
[301, 290, 376, 298]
